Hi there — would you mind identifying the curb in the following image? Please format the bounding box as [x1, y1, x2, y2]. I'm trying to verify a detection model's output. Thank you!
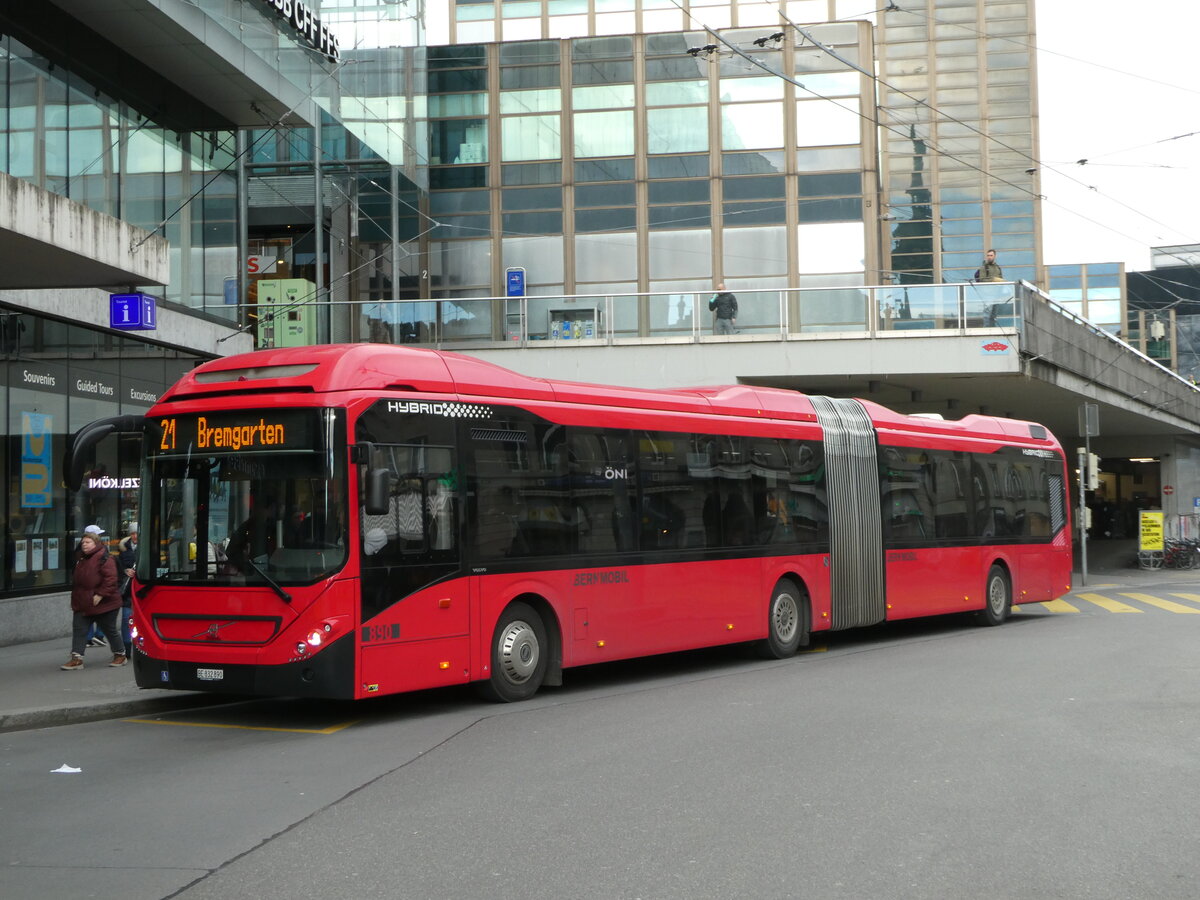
[0, 692, 226, 735]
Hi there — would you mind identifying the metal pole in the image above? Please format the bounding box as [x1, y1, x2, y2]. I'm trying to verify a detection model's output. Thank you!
[1078, 441, 1089, 586]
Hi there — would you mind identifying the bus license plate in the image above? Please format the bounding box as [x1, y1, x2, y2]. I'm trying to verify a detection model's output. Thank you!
[196, 667, 224, 682]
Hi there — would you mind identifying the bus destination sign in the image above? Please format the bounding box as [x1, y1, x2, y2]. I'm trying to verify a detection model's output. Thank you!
[148, 410, 317, 456]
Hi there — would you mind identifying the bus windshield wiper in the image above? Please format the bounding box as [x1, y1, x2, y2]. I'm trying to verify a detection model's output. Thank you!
[243, 556, 292, 603]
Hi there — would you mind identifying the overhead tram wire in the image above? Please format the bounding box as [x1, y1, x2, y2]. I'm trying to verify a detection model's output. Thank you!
[222, 120, 444, 342]
[777, 10, 1200, 249]
[676, 14, 1199, 284]
[764, 4, 1200, 268]
[1088, 129, 1200, 161]
[132, 17, 432, 253]
[663, 16, 1044, 208]
[131, 61, 360, 253]
[877, 3, 1200, 265]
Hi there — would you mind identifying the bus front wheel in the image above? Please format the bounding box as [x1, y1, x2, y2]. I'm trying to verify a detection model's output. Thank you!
[478, 601, 548, 702]
[757, 579, 806, 659]
[976, 564, 1011, 626]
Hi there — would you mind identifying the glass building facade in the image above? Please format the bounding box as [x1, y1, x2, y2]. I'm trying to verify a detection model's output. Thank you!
[0, 306, 204, 596]
[878, 1, 1040, 286]
[0, 22, 237, 312]
[427, 0, 1041, 302]
[0, 0, 430, 620]
[447, 0, 867, 44]
[424, 22, 878, 320]
[1045, 262, 1125, 334]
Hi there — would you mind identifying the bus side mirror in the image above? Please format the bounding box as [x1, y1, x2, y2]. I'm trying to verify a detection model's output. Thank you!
[364, 469, 390, 516]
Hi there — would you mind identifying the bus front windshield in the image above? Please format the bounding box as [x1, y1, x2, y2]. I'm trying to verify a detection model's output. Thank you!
[141, 414, 347, 587]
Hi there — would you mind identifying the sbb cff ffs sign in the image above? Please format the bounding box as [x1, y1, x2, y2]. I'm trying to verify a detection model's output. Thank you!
[109, 293, 158, 331]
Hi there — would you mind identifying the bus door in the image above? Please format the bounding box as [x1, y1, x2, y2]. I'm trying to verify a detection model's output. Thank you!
[356, 407, 467, 647]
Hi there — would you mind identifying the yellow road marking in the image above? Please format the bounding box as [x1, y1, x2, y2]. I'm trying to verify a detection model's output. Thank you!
[1170, 593, 1200, 607]
[1039, 598, 1079, 613]
[123, 717, 358, 735]
[1120, 593, 1200, 614]
[1076, 593, 1142, 613]
[801, 645, 828, 653]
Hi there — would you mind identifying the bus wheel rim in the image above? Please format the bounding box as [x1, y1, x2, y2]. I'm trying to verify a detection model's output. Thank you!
[989, 576, 1006, 614]
[499, 620, 539, 684]
[773, 592, 799, 643]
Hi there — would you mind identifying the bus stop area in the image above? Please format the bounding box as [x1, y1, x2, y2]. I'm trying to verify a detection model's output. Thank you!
[0, 539, 1175, 736]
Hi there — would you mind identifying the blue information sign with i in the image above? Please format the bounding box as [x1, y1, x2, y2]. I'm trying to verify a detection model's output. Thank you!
[109, 293, 158, 331]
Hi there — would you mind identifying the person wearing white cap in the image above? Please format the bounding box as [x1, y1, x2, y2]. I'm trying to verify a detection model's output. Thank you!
[61, 526, 125, 670]
[79, 525, 109, 648]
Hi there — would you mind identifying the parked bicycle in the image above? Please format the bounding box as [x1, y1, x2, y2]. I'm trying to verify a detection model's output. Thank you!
[1163, 539, 1200, 569]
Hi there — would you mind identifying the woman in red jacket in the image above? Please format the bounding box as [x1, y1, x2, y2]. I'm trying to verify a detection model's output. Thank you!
[60, 528, 126, 670]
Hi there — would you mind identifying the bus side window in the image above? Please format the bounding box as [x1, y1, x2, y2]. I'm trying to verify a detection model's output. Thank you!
[883, 449, 932, 541]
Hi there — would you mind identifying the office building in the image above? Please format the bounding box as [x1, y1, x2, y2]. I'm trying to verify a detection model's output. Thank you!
[0, 0, 425, 639]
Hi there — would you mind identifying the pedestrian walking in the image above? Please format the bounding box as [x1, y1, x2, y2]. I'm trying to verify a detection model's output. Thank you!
[117, 522, 139, 654]
[61, 525, 126, 670]
[79, 524, 109, 648]
[709, 283, 738, 335]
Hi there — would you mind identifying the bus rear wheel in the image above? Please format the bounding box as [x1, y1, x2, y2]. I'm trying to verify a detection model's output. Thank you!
[478, 601, 548, 702]
[757, 579, 807, 659]
[976, 564, 1011, 626]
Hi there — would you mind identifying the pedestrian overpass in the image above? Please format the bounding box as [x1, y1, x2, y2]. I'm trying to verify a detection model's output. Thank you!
[380, 281, 1200, 520]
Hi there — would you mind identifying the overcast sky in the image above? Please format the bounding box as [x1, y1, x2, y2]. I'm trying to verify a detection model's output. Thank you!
[1036, 1, 1199, 270]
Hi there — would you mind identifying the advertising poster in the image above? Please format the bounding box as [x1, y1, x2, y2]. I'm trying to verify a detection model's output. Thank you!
[1139, 510, 1164, 552]
[21, 411, 53, 508]
[46, 537, 60, 570]
[14, 540, 27, 574]
[31, 538, 44, 571]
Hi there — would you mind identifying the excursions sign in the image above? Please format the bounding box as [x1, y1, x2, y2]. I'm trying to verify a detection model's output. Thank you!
[147, 409, 319, 456]
[257, 0, 340, 62]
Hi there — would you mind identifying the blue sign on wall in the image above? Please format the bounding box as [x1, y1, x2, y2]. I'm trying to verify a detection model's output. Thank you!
[506, 267, 526, 297]
[109, 293, 158, 331]
[20, 411, 53, 508]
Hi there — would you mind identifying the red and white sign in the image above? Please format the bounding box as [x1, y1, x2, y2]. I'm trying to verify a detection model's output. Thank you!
[247, 256, 277, 276]
[1163, 485, 1175, 495]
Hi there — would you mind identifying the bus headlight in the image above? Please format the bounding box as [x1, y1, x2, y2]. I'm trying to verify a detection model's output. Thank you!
[306, 629, 324, 648]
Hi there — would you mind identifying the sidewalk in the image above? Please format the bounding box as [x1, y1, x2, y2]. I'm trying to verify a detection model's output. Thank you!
[0, 539, 1187, 734]
[0, 638, 215, 734]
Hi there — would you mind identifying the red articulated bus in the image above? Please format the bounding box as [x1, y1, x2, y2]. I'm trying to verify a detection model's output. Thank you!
[80, 344, 1072, 701]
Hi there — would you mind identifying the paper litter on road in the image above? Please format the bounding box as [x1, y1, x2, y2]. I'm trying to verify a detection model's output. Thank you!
[51, 764, 82, 773]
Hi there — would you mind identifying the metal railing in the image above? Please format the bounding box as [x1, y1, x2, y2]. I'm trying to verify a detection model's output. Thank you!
[359, 282, 1023, 348]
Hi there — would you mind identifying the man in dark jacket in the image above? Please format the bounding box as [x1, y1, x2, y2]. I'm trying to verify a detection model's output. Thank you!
[709, 283, 738, 334]
[61, 526, 125, 670]
[117, 522, 138, 655]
